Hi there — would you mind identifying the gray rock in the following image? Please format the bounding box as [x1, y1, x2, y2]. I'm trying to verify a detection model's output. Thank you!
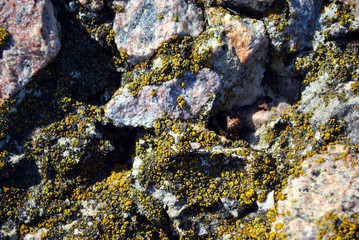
[105, 68, 221, 128]
[265, 0, 322, 53]
[312, 2, 359, 51]
[205, 8, 269, 109]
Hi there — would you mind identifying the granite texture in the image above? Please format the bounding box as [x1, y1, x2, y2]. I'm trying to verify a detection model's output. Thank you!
[106, 68, 221, 128]
[113, 0, 204, 62]
[272, 151, 359, 239]
[0, 0, 60, 103]
[0, 1, 358, 239]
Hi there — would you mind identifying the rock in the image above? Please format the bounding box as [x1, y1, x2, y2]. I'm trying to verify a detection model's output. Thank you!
[0, 0, 61, 103]
[205, 8, 269, 108]
[299, 70, 359, 144]
[1, 1, 359, 239]
[107, 8, 269, 129]
[265, 0, 322, 52]
[24, 228, 47, 240]
[113, 0, 204, 62]
[105, 68, 221, 128]
[272, 153, 359, 239]
[78, 0, 104, 12]
[312, 2, 359, 51]
[339, 0, 359, 21]
[221, 0, 275, 13]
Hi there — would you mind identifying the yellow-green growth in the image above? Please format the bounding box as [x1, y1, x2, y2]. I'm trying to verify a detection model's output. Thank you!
[0, 27, 9, 46]
[177, 95, 186, 109]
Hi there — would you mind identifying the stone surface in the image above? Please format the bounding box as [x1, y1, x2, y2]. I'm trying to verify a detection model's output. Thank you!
[272, 153, 359, 239]
[113, 0, 204, 62]
[106, 68, 221, 128]
[299, 71, 359, 144]
[312, 2, 359, 51]
[339, 0, 359, 21]
[265, 0, 322, 52]
[221, 0, 275, 13]
[205, 8, 269, 108]
[0, 0, 61, 103]
[0, 1, 359, 239]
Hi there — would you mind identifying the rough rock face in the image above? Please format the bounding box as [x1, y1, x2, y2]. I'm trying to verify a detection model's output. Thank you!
[113, 0, 204, 62]
[339, 0, 359, 21]
[1, 1, 359, 239]
[106, 8, 269, 127]
[265, 0, 323, 52]
[0, 0, 61, 103]
[205, 8, 269, 108]
[312, 2, 359, 51]
[106, 68, 221, 128]
[272, 151, 359, 239]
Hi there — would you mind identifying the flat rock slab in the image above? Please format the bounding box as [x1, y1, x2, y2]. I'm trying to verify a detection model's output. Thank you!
[0, 0, 61, 103]
[113, 0, 204, 62]
[105, 68, 221, 128]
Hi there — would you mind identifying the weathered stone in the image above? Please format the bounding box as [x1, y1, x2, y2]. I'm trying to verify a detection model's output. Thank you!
[272, 153, 359, 239]
[105, 68, 221, 128]
[24, 228, 47, 240]
[312, 2, 359, 51]
[299, 73, 359, 144]
[265, 0, 322, 52]
[339, 0, 359, 21]
[205, 8, 269, 108]
[113, 0, 204, 62]
[0, 0, 61, 103]
[221, 0, 275, 13]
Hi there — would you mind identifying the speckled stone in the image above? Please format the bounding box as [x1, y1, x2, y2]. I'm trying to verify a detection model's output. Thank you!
[78, 0, 104, 12]
[339, 0, 359, 21]
[206, 8, 268, 64]
[205, 8, 268, 108]
[265, 0, 322, 52]
[105, 68, 221, 128]
[0, 0, 61, 103]
[312, 2, 359, 51]
[113, 0, 204, 62]
[272, 152, 359, 239]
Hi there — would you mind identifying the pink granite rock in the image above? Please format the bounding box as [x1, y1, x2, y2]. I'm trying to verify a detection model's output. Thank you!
[113, 0, 204, 63]
[206, 8, 268, 64]
[105, 68, 221, 128]
[0, 0, 60, 103]
[272, 152, 359, 239]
